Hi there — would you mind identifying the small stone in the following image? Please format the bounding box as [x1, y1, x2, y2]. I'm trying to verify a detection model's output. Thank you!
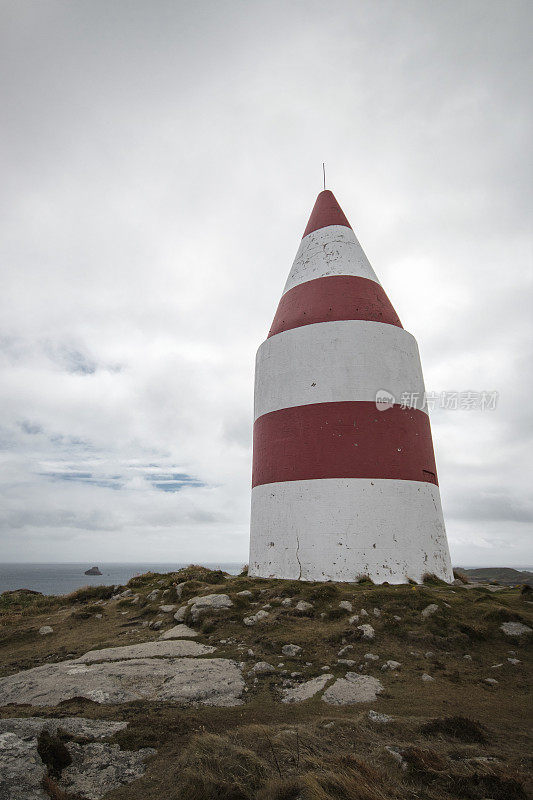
[159, 604, 176, 613]
[491, 663, 503, 669]
[295, 600, 313, 613]
[150, 621, 163, 630]
[357, 624, 375, 641]
[321, 666, 331, 671]
[507, 658, 521, 665]
[322, 673, 383, 705]
[360, 609, 369, 617]
[237, 590, 252, 597]
[364, 653, 379, 661]
[500, 621, 532, 637]
[290, 671, 302, 677]
[281, 674, 333, 703]
[421, 604, 439, 618]
[348, 615, 360, 624]
[251, 661, 276, 675]
[421, 673, 435, 682]
[173, 606, 188, 622]
[160, 624, 198, 639]
[463, 654, 472, 660]
[484, 678, 498, 685]
[281, 598, 292, 606]
[393, 615, 401, 621]
[282, 644, 302, 657]
[38, 626, 53, 635]
[146, 590, 160, 602]
[323, 721, 335, 729]
[188, 594, 233, 622]
[424, 651, 434, 658]
[368, 710, 392, 723]
[337, 659, 356, 666]
[373, 608, 381, 617]
[385, 746, 407, 770]
[338, 645, 353, 657]
[339, 600, 353, 612]
[121, 589, 133, 597]
[243, 610, 269, 626]
[381, 660, 401, 671]
[262, 604, 271, 609]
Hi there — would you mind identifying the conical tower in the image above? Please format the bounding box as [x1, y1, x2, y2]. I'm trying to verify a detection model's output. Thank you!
[249, 189, 453, 584]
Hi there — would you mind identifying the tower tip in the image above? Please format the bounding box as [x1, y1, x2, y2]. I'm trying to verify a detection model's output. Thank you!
[302, 188, 352, 238]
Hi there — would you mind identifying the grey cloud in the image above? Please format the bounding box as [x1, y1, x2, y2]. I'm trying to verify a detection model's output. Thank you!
[0, 0, 531, 565]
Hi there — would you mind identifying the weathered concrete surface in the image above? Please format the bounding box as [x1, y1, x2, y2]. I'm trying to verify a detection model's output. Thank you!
[0, 657, 244, 707]
[322, 673, 383, 705]
[0, 718, 152, 800]
[76, 640, 213, 662]
[281, 674, 333, 703]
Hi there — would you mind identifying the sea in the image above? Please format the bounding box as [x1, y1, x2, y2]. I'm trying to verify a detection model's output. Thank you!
[0, 563, 244, 596]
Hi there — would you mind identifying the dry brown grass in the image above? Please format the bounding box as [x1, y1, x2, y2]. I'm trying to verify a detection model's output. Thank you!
[1, 568, 531, 800]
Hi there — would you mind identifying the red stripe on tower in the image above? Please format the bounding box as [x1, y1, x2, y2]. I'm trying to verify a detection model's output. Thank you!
[268, 275, 402, 337]
[252, 402, 437, 487]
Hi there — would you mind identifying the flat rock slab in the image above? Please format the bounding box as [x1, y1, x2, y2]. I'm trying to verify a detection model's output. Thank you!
[0, 717, 127, 739]
[322, 673, 383, 705]
[0, 657, 244, 707]
[76, 640, 213, 662]
[281, 674, 333, 704]
[160, 624, 198, 639]
[0, 717, 153, 800]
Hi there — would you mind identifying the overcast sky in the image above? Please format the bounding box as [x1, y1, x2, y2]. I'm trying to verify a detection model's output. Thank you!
[1, 0, 531, 567]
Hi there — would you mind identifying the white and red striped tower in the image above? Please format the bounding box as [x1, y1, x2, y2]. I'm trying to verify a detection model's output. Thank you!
[249, 189, 453, 584]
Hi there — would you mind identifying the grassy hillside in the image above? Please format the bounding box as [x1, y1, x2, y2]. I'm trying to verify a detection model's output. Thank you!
[0, 566, 532, 800]
[460, 567, 533, 586]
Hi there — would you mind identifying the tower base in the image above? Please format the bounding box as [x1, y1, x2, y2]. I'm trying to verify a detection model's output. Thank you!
[249, 478, 453, 584]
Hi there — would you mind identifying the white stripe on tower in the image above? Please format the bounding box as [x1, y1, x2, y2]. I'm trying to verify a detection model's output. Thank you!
[284, 225, 380, 293]
[249, 189, 453, 584]
[255, 321, 427, 419]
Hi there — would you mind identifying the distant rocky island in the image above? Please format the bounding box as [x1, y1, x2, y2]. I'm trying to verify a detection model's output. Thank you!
[84, 566, 102, 575]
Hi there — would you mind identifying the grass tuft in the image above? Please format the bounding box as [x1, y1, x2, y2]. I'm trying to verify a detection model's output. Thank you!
[420, 715, 488, 744]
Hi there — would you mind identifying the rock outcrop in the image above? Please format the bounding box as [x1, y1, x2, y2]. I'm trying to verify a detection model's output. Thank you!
[0, 641, 244, 707]
[0, 718, 152, 800]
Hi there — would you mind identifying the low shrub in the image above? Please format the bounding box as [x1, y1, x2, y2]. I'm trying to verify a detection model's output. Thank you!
[175, 565, 228, 584]
[422, 573, 448, 587]
[65, 585, 116, 604]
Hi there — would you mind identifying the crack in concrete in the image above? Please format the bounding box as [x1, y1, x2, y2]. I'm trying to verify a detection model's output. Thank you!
[295, 534, 302, 580]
